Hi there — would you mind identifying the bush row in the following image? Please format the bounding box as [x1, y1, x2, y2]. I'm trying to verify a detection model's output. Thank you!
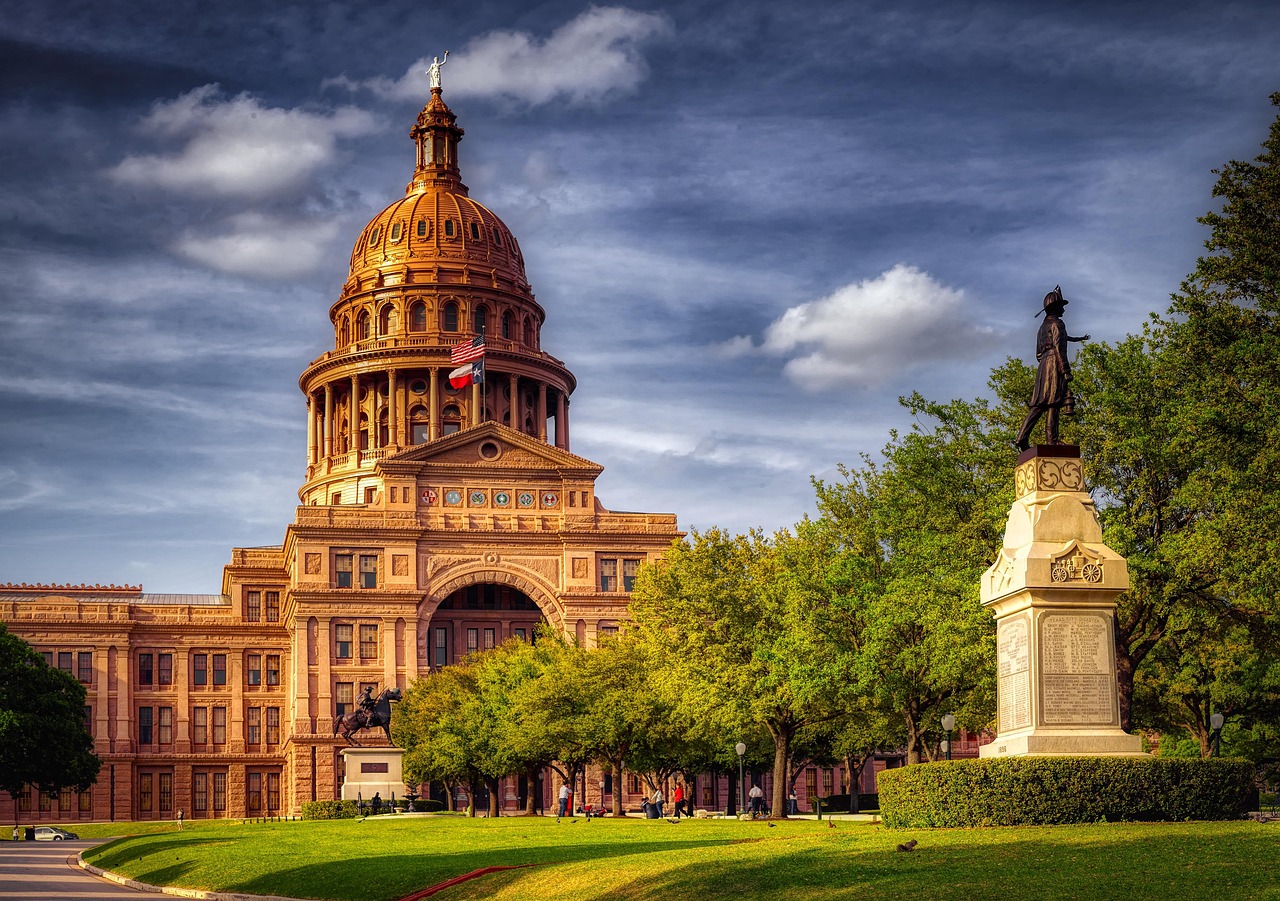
[878, 757, 1255, 827]
[300, 798, 447, 819]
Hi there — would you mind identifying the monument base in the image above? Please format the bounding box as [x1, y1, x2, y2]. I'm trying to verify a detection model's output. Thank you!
[979, 729, 1144, 758]
[340, 747, 409, 801]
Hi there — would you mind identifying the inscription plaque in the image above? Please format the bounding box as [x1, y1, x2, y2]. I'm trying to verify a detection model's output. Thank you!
[997, 617, 1031, 731]
[1040, 613, 1115, 725]
[360, 762, 389, 774]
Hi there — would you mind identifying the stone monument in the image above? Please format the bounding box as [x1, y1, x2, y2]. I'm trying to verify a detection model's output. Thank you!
[340, 747, 410, 801]
[979, 445, 1143, 757]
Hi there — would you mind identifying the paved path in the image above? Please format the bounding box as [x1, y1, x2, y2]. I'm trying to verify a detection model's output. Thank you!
[0, 840, 142, 900]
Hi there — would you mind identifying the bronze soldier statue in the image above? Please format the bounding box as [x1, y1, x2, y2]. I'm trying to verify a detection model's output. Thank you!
[1014, 286, 1090, 451]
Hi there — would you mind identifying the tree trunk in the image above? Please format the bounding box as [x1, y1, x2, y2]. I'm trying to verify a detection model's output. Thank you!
[844, 753, 864, 814]
[770, 726, 791, 818]
[611, 759, 625, 816]
[467, 777, 478, 817]
[487, 777, 501, 817]
[726, 768, 737, 816]
[524, 767, 538, 816]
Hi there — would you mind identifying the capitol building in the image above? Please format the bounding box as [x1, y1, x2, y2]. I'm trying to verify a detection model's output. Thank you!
[0, 84, 681, 821]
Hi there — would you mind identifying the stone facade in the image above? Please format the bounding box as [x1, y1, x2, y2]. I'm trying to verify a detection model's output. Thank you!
[0, 86, 681, 822]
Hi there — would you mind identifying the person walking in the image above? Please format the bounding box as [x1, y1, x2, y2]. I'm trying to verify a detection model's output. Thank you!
[557, 782, 570, 821]
[748, 783, 764, 817]
[652, 786, 665, 818]
[672, 782, 685, 820]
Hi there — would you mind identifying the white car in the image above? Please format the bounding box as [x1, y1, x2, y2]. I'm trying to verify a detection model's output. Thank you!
[34, 827, 78, 841]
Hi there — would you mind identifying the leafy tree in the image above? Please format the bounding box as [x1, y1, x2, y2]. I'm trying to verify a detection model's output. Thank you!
[395, 663, 488, 814]
[0, 624, 100, 822]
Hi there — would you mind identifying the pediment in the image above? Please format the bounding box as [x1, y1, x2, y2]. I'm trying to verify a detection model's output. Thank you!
[378, 422, 604, 477]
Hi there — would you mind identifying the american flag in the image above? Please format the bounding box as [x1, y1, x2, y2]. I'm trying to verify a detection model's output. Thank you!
[450, 336, 485, 364]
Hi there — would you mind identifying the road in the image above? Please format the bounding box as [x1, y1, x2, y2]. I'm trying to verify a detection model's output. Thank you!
[0, 839, 142, 900]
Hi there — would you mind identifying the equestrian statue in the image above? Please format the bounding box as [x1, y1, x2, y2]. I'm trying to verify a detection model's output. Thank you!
[334, 685, 402, 746]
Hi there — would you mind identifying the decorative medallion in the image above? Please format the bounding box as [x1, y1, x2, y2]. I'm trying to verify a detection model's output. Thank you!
[470, 490, 487, 506]
[483, 552, 499, 566]
[444, 489, 463, 506]
[420, 488, 438, 505]
[494, 491, 511, 507]
[542, 491, 558, 508]
[517, 492, 534, 507]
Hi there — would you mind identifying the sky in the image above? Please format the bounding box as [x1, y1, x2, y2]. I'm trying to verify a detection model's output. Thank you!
[1, 0, 1278, 592]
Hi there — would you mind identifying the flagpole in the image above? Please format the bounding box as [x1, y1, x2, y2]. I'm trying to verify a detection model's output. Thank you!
[480, 325, 486, 424]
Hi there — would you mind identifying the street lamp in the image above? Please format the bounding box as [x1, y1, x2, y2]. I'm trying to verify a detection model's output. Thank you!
[941, 713, 956, 761]
[735, 742, 747, 814]
[1210, 712, 1225, 758]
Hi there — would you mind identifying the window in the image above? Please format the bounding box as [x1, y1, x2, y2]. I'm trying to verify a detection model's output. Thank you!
[600, 558, 640, 592]
[17, 790, 30, 812]
[58, 651, 73, 673]
[213, 773, 226, 811]
[192, 707, 207, 745]
[267, 772, 280, 811]
[60, 791, 71, 812]
[629, 774, 640, 793]
[79, 791, 91, 813]
[473, 304, 487, 335]
[600, 559, 617, 592]
[266, 591, 279, 623]
[336, 554, 353, 588]
[360, 554, 377, 588]
[213, 654, 227, 686]
[442, 403, 461, 435]
[41, 651, 52, 667]
[139, 707, 153, 745]
[364, 486, 377, 504]
[493, 229, 502, 248]
[266, 654, 280, 686]
[248, 772, 262, 813]
[359, 624, 378, 659]
[822, 768, 834, 795]
[335, 682, 353, 717]
[247, 654, 262, 686]
[502, 311, 512, 339]
[193, 654, 207, 686]
[212, 706, 226, 744]
[39, 791, 52, 811]
[623, 559, 639, 592]
[246, 591, 261, 622]
[335, 625, 353, 659]
[357, 311, 370, 340]
[139, 774, 153, 812]
[443, 301, 458, 332]
[434, 627, 448, 668]
[390, 222, 402, 242]
[83, 705, 92, 734]
[158, 707, 172, 744]
[159, 773, 173, 812]
[483, 628, 496, 650]
[467, 628, 479, 655]
[139, 653, 153, 686]
[444, 219, 455, 237]
[523, 317, 534, 346]
[266, 707, 280, 745]
[409, 301, 427, 332]
[368, 226, 380, 246]
[513, 628, 527, 642]
[77, 651, 92, 683]
[246, 707, 261, 744]
[469, 221, 480, 240]
[158, 653, 172, 686]
[416, 219, 427, 237]
[194, 773, 207, 813]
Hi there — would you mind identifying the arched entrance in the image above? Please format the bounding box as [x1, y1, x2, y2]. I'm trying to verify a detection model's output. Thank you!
[422, 582, 548, 670]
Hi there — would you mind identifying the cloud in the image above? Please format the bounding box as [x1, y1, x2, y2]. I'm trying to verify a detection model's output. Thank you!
[173, 212, 341, 279]
[111, 84, 376, 197]
[760, 264, 1001, 390]
[343, 7, 671, 107]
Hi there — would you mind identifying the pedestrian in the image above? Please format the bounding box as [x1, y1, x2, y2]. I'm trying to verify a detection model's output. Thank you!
[11, 825, 18, 842]
[748, 783, 764, 816]
[177, 809, 184, 829]
[652, 786, 665, 818]
[557, 782, 570, 821]
[788, 791, 798, 815]
[672, 782, 685, 820]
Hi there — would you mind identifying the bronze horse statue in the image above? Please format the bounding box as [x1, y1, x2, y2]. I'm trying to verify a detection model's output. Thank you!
[334, 686, 402, 746]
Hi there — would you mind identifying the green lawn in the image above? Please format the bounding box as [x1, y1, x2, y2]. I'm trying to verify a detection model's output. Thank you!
[80, 815, 1280, 901]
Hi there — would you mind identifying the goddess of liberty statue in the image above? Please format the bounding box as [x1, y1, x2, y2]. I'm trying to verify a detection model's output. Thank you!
[427, 51, 449, 89]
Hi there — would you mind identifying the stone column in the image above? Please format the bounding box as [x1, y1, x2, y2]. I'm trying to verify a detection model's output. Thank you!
[307, 397, 317, 464]
[349, 375, 360, 453]
[316, 618, 333, 734]
[555, 392, 567, 449]
[429, 367, 440, 440]
[94, 645, 111, 755]
[537, 384, 548, 442]
[323, 385, 333, 457]
[979, 446, 1143, 758]
[405, 615, 419, 683]
[509, 373, 520, 430]
[388, 369, 399, 449]
[292, 616, 311, 735]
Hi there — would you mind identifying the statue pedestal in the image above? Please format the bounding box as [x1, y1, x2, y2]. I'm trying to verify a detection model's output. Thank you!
[979, 446, 1143, 758]
[340, 747, 410, 801]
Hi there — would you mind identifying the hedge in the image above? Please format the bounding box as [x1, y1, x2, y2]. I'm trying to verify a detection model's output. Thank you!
[413, 799, 444, 812]
[878, 757, 1254, 827]
[301, 800, 361, 820]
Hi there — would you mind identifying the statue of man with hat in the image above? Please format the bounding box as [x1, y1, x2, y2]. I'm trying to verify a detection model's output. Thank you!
[1014, 286, 1090, 451]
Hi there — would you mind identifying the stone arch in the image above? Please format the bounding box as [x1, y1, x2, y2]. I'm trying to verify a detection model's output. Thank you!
[420, 564, 566, 634]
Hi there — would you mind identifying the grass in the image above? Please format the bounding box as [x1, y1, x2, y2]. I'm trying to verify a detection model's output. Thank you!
[80, 815, 1280, 901]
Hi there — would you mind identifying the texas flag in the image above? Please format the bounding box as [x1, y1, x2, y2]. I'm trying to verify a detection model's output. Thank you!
[449, 359, 484, 388]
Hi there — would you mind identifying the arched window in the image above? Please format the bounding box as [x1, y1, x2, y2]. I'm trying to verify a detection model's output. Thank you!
[378, 409, 389, 447]
[444, 220, 455, 238]
[502, 311, 512, 339]
[473, 305, 488, 336]
[493, 229, 502, 248]
[443, 302, 458, 332]
[368, 226, 380, 246]
[358, 413, 370, 450]
[390, 222, 402, 243]
[416, 219, 428, 237]
[469, 221, 480, 240]
[409, 404, 429, 445]
[339, 316, 350, 346]
[409, 301, 427, 332]
[523, 317, 534, 347]
[442, 404, 462, 435]
[356, 311, 371, 341]
[379, 304, 397, 336]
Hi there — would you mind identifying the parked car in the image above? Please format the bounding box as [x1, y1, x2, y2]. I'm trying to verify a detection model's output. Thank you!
[34, 827, 78, 841]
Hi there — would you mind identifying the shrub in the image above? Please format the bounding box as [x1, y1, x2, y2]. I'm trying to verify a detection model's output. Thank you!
[412, 799, 444, 812]
[878, 757, 1254, 827]
[815, 794, 879, 813]
[301, 800, 360, 820]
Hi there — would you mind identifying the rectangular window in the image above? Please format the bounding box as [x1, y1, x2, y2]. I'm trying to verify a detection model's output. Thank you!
[265, 591, 280, 623]
[213, 773, 226, 812]
[336, 554, 353, 588]
[39, 791, 52, 811]
[266, 707, 280, 745]
[79, 791, 91, 813]
[806, 768, 817, 798]
[213, 654, 227, 686]
[83, 705, 92, 734]
[246, 591, 261, 622]
[359, 554, 377, 588]
[247, 772, 262, 812]
[822, 769, 834, 795]
[600, 558, 617, 592]
[364, 486, 377, 504]
[194, 773, 208, 812]
[335, 624, 353, 659]
[246, 707, 261, 745]
[247, 654, 262, 686]
[359, 624, 377, 659]
[622, 559, 640, 592]
[158, 707, 172, 745]
[483, 628, 495, 650]
[77, 651, 93, 683]
[139, 774, 152, 812]
[139, 653, 153, 686]
[266, 654, 280, 686]
[159, 773, 173, 812]
[434, 627, 448, 668]
[212, 706, 226, 744]
[629, 774, 640, 794]
[193, 654, 207, 686]
[18, 790, 31, 811]
[192, 707, 207, 745]
[335, 682, 353, 717]
[58, 651, 73, 673]
[59, 791, 71, 812]
[158, 653, 173, 686]
[267, 772, 280, 812]
[514, 627, 527, 642]
[139, 707, 153, 745]
[467, 628, 479, 655]
[41, 651, 53, 667]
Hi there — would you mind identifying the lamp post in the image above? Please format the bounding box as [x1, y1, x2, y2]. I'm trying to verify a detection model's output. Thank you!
[941, 713, 956, 761]
[1210, 712, 1225, 758]
[735, 742, 747, 814]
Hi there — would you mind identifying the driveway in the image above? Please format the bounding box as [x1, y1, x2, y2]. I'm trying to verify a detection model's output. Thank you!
[0, 839, 143, 899]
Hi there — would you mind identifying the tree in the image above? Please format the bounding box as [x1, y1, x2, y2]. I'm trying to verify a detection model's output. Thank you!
[394, 663, 488, 814]
[0, 624, 100, 822]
